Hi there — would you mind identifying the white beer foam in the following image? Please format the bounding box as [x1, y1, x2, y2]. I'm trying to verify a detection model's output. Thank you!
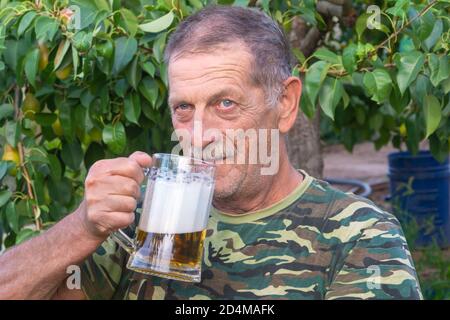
[139, 174, 214, 234]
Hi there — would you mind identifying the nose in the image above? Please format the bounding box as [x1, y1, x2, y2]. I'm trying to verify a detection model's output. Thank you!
[190, 109, 215, 150]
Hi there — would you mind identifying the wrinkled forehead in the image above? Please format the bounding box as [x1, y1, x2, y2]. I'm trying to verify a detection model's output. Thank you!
[168, 42, 253, 84]
[167, 42, 255, 91]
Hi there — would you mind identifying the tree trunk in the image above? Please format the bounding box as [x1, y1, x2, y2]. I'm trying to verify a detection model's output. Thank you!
[286, 1, 351, 178]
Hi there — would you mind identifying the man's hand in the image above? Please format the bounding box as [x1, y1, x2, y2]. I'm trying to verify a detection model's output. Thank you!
[0, 151, 152, 299]
[76, 151, 152, 240]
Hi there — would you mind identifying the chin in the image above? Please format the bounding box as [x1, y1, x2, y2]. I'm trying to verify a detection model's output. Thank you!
[212, 165, 244, 200]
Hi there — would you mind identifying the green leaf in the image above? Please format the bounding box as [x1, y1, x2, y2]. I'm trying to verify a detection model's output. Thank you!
[386, 0, 409, 18]
[342, 90, 350, 109]
[70, 0, 98, 29]
[16, 200, 33, 218]
[5, 201, 18, 233]
[59, 101, 74, 142]
[124, 93, 141, 125]
[139, 77, 159, 107]
[28, 147, 49, 164]
[152, 32, 167, 64]
[119, 8, 138, 36]
[188, 0, 203, 9]
[389, 84, 409, 114]
[319, 77, 343, 120]
[342, 43, 357, 73]
[423, 19, 443, 51]
[355, 13, 369, 40]
[103, 122, 126, 154]
[312, 48, 340, 65]
[429, 54, 449, 87]
[355, 107, 366, 125]
[48, 177, 72, 205]
[34, 16, 59, 42]
[139, 11, 175, 33]
[363, 68, 392, 103]
[305, 61, 330, 107]
[299, 91, 315, 118]
[24, 48, 40, 88]
[429, 135, 449, 164]
[141, 100, 159, 123]
[292, 48, 305, 64]
[416, 10, 434, 41]
[72, 46, 79, 80]
[112, 37, 137, 75]
[34, 113, 57, 126]
[0, 189, 12, 208]
[5, 121, 20, 148]
[369, 113, 383, 131]
[94, 0, 110, 11]
[159, 63, 168, 87]
[84, 142, 105, 170]
[125, 56, 141, 90]
[53, 39, 70, 71]
[0, 161, 7, 180]
[412, 74, 430, 107]
[442, 77, 450, 94]
[15, 228, 40, 245]
[424, 95, 441, 139]
[18, 11, 37, 36]
[72, 31, 93, 52]
[395, 51, 425, 95]
[61, 139, 83, 170]
[405, 115, 420, 155]
[114, 79, 129, 97]
[141, 61, 155, 77]
[47, 154, 62, 181]
[0, 103, 14, 121]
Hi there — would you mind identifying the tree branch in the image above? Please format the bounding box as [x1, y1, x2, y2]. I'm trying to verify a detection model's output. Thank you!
[369, 0, 439, 58]
[13, 86, 42, 231]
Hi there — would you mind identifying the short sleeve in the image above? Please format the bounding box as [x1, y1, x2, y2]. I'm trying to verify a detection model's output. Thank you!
[325, 214, 423, 300]
[80, 236, 128, 300]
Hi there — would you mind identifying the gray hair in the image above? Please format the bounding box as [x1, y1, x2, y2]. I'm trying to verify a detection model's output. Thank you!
[164, 5, 294, 107]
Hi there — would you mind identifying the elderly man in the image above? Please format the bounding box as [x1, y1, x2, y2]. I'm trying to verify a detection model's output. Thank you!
[0, 6, 422, 300]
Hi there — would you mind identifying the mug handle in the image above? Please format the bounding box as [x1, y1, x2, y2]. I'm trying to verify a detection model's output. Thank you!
[110, 167, 151, 254]
[110, 229, 135, 254]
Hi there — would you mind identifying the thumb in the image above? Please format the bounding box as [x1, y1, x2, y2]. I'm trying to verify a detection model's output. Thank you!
[129, 151, 152, 168]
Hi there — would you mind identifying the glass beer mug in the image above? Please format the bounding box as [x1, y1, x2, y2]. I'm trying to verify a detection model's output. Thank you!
[111, 153, 215, 283]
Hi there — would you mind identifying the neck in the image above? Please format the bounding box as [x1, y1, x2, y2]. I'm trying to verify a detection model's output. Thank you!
[213, 153, 303, 215]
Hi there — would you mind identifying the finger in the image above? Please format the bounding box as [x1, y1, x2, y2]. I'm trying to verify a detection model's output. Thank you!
[94, 175, 141, 199]
[104, 195, 138, 213]
[104, 158, 145, 183]
[102, 211, 135, 230]
[129, 151, 152, 169]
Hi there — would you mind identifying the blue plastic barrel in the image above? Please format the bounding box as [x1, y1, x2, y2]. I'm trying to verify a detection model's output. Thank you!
[388, 151, 450, 247]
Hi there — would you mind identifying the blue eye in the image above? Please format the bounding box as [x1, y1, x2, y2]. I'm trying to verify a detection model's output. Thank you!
[177, 103, 191, 110]
[220, 99, 234, 108]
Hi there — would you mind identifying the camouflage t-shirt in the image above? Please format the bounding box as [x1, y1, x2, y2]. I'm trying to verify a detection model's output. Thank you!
[80, 171, 422, 300]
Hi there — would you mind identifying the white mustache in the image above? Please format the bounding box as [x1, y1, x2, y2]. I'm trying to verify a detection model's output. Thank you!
[184, 142, 237, 162]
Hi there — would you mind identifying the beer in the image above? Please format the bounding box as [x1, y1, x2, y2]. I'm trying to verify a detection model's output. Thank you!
[126, 166, 214, 282]
[129, 229, 207, 281]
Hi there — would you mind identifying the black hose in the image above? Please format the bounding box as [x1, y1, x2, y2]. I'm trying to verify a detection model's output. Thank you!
[324, 178, 372, 198]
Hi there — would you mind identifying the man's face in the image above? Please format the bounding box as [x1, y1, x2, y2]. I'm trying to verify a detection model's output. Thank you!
[168, 42, 279, 201]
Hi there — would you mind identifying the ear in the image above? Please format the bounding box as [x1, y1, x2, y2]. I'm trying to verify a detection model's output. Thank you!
[277, 76, 302, 134]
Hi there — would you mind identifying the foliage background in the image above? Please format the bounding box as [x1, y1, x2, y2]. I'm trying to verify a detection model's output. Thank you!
[0, 0, 449, 298]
